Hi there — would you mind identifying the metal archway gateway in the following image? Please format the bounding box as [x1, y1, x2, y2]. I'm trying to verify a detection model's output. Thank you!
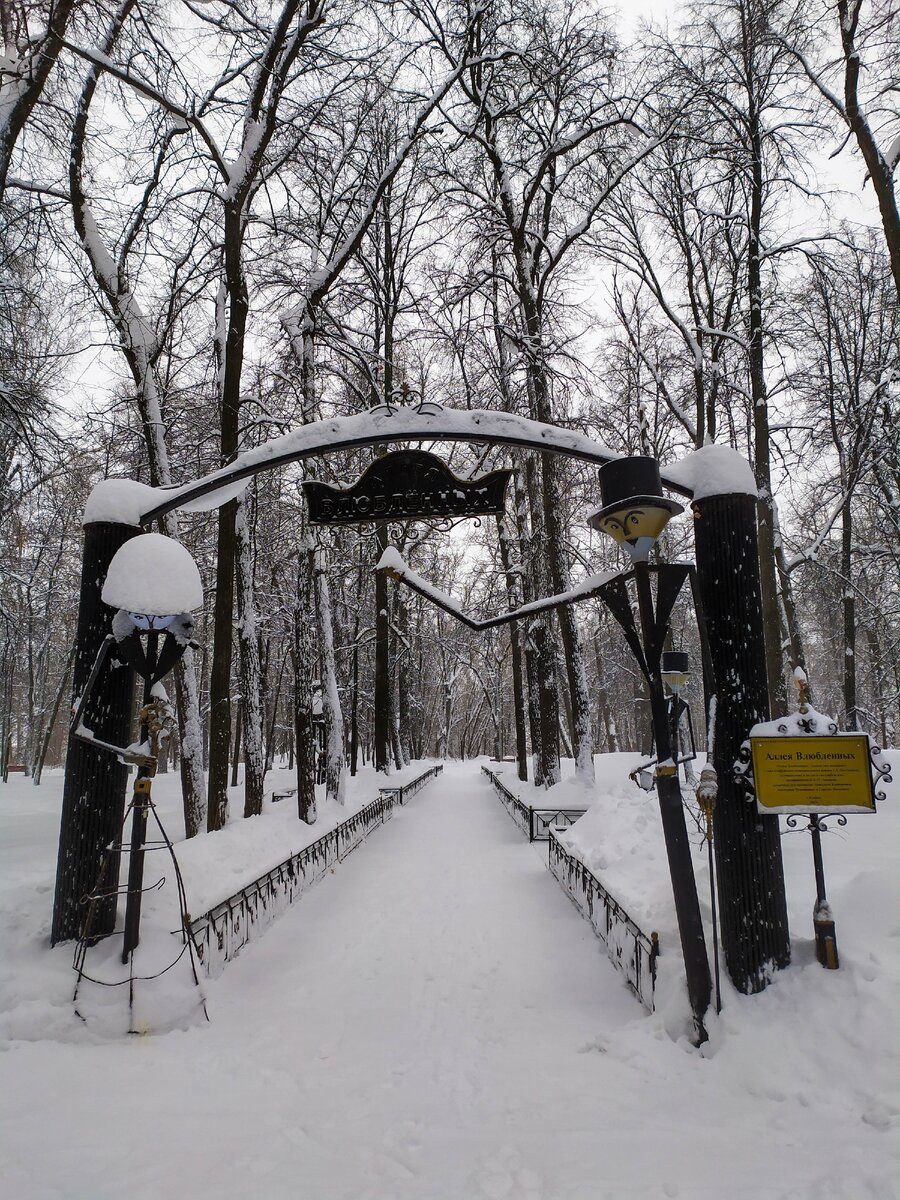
[53, 404, 790, 1004]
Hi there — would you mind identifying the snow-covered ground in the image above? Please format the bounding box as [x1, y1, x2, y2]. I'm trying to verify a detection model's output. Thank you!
[1, 756, 898, 1199]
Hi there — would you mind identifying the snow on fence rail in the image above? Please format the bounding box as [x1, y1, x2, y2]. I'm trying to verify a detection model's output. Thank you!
[480, 765, 587, 842]
[379, 763, 443, 806]
[548, 830, 659, 1013]
[189, 766, 442, 977]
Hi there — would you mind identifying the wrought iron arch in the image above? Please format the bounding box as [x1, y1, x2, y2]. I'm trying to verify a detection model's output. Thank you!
[137, 405, 693, 526]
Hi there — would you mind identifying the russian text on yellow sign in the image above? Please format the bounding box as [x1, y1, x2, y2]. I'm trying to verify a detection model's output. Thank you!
[750, 735, 876, 814]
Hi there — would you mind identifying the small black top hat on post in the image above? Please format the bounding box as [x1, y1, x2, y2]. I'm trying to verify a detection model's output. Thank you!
[588, 456, 683, 561]
[661, 650, 690, 691]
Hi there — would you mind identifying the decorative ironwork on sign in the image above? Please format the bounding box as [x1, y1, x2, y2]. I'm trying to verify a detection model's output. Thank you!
[303, 449, 512, 525]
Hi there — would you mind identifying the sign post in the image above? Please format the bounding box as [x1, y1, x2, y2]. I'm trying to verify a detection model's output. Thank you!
[737, 673, 891, 970]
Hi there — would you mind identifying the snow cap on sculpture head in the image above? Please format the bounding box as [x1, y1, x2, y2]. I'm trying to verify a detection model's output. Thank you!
[103, 533, 202, 646]
[102, 533, 203, 616]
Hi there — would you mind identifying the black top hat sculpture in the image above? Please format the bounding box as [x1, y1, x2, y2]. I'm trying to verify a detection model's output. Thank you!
[588, 456, 683, 561]
[661, 649, 690, 691]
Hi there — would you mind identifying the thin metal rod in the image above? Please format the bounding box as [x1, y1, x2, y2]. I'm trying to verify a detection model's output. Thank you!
[121, 633, 158, 965]
[708, 835, 722, 1014]
[810, 818, 828, 906]
[809, 817, 839, 969]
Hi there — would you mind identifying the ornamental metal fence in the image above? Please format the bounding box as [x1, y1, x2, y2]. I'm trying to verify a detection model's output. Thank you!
[189, 765, 443, 977]
[480, 765, 587, 842]
[481, 765, 532, 836]
[548, 829, 658, 1012]
[379, 763, 443, 806]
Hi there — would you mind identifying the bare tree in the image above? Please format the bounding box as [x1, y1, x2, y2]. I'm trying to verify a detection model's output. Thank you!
[778, 0, 900, 304]
[0, 0, 83, 205]
[419, 0, 671, 781]
[784, 236, 900, 730]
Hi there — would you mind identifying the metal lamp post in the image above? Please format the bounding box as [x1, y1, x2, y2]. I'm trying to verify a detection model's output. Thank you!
[590, 457, 712, 1042]
[661, 650, 696, 783]
[661, 650, 690, 693]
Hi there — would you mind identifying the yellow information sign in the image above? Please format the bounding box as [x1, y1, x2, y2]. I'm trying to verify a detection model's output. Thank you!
[750, 735, 876, 814]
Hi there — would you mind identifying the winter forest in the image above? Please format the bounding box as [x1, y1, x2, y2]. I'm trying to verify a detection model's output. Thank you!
[2, 0, 899, 841]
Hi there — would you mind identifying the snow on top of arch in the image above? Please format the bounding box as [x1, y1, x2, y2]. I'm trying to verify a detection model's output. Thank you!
[83, 409, 622, 524]
[102, 533, 203, 615]
[83, 410, 757, 529]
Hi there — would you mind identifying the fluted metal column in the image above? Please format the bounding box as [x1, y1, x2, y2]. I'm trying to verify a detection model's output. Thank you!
[692, 492, 790, 991]
[51, 520, 137, 945]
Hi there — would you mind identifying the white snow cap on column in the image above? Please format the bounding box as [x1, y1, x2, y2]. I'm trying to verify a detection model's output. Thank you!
[665, 444, 757, 501]
[84, 475, 249, 526]
[102, 533, 203, 615]
[83, 479, 161, 527]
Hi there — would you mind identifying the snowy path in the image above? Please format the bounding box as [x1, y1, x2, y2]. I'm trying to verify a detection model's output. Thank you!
[2, 762, 896, 1200]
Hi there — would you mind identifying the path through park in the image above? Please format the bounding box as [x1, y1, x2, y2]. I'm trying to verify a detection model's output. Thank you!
[1, 762, 895, 1200]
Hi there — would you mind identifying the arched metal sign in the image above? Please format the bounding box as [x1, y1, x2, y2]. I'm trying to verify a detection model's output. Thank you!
[303, 448, 512, 525]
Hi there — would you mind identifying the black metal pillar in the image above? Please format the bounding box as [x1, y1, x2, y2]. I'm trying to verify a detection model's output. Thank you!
[809, 817, 839, 968]
[51, 520, 138, 945]
[692, 492, 790, 991]
[634, 562, 711, 1038]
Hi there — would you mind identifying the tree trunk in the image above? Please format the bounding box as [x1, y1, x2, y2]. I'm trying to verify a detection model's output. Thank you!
[495, 514, 529, 781]
[396, 593, 412, 765]
[774, 532, 807, 684]
[209, 197, 250, 830]
[230, 705, 243, 789]
[315, 556, 346, 804]
[374, 519, 391, 773]
[235, 497, 266, 818]
[207, 500, 236, 831]
[865, 626, 888, 746]
[264, 654, 287, 772]
[740, 25, 786, 717]
[293, 547, 317, 823]
[520, 460, 560, 786]
[593, 630, 619, 754]
[841, 502, 857, 731]
[32, 640, 75, 786]
[350, 638, 359, 776]
[540, 452, 595, 781]
[173, 652, 207, 837]
[838, 0, 900, 307]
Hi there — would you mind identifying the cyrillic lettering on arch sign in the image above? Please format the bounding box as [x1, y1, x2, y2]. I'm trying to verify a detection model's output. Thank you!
[303, 449, 512, 526]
